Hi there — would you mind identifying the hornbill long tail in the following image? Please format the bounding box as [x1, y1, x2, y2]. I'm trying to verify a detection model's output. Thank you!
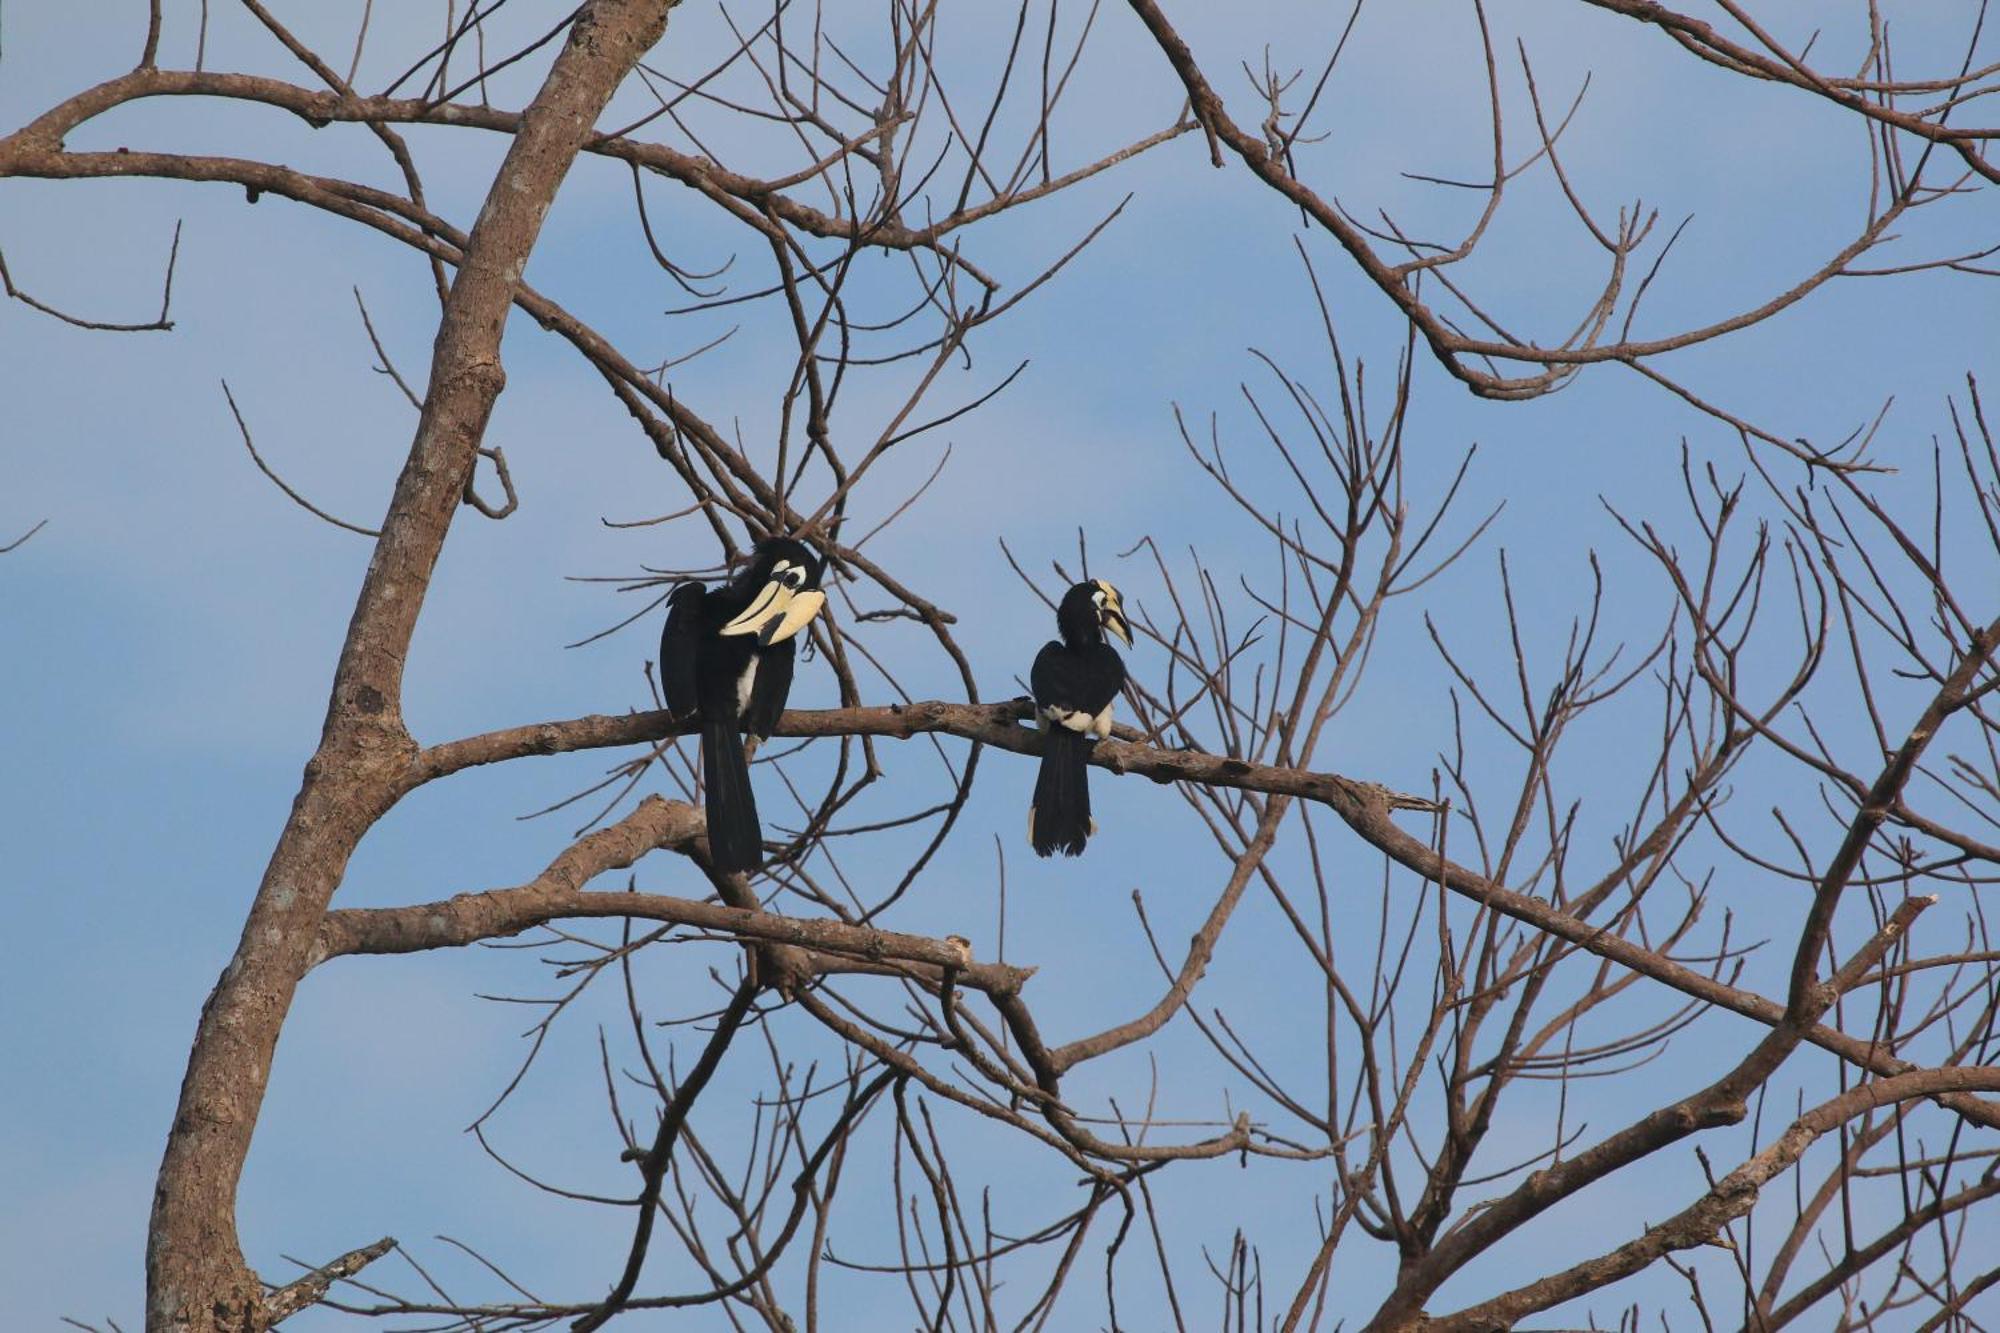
[660, 538, 828, 874]
[701, 715, 763, 872]
[1030, 727, 1094, 857]
[1028, 578, 1131, 859]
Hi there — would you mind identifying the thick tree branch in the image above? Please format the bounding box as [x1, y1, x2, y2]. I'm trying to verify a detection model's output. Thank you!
[1365, 895, 1940, 1331]
[140, 7, 678, 1329]
[409, 698, 2000, 1131]
[410, 698, 1432, 807]
[0, 67, 1187, 289]
[312, 796, 1033, 995]
[1426, 1065, 2000, 1332]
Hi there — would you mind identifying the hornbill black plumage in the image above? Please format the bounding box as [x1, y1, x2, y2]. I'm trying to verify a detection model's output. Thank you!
[660, 538, 828, 873]
[1028, 578, 1131, 858]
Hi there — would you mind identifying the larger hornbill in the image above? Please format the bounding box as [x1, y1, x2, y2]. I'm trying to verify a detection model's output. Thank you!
[661, 538, 828, 873]
[1028, 578, 1132, 857]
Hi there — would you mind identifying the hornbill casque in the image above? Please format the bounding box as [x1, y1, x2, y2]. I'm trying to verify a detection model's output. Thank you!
[1028, 578, 1132, 857]
[661, 538, 828, 873]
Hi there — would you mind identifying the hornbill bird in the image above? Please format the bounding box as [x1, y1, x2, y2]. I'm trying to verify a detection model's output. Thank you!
[1028, 578, 1132, 857]
[660, 538, 828, 873]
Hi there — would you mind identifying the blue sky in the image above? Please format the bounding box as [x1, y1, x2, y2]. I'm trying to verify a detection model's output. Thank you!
[5, 2, 1998, 1328]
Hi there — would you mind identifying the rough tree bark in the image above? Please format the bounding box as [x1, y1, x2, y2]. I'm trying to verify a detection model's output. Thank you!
[142, 5, 676, 1329]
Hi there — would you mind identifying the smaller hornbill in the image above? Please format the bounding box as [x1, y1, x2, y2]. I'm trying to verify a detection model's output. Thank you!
[661, 538, 828, 873]
[1028, 578, 1132, 857]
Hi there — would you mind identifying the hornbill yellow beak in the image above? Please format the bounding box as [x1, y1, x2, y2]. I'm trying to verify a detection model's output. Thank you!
[719, 584, 827, 644]
[1095, 580, 1133, 647]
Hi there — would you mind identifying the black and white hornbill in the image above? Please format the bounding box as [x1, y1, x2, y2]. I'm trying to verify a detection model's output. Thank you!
[1028, 578, 1132, 858]
[660, 538, 828, 873]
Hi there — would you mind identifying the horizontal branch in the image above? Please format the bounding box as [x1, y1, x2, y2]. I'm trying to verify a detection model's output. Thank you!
[0, 67, 1184, 287]
[411, 698, 1434, 807]
[312, 794, 1033, 994]
[411, 699, 2000, 1130]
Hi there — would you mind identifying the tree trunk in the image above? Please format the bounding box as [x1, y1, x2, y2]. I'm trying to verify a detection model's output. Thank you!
[143, 5, 676, 1327]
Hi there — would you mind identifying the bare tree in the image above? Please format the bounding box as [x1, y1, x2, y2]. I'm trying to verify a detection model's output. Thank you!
[6, 2, 2000, 1331]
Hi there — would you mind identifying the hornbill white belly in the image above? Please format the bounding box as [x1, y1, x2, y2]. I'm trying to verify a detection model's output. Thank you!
[660, 538, 827, 874]
[1028, 578, 1131, 858]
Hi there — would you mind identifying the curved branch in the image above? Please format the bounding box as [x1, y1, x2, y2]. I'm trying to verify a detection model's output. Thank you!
[573, 977, 758, 1333]
[1119, 0, 1944, 445]
[1426, 1065, 2000, 1332]
[221, 379, 380, 537]
[410, 697, 2000, 1132]
[0, 518, 48, 553]
[312, 795, 1035, 996]
[1579, 0, 2000, 182]
[0, 66, 1190, 291]
[0, 218, 180, 331]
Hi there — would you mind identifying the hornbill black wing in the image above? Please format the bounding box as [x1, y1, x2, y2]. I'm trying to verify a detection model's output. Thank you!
[660, 583, 707, 721]
[1028, 640, 1125, 858]
[742, 637, 796, 740]
[1031, 641, 1124, 720]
